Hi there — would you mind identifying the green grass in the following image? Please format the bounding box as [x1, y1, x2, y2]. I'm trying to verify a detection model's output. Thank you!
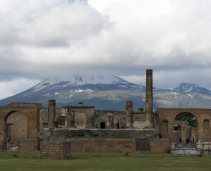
[0, 152, 211, 171]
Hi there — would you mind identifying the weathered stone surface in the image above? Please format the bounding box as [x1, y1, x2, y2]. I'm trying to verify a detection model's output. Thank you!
[40, 129, 157, 141]
[145, 69, 153, 128]
[19, 140, 38, 152]
[150, 139, 170, 153]
[40, 141, 71, 159]
[0, 103, 41, 151]
[157, 108, 211, 142]
[71, 139, 136, 152]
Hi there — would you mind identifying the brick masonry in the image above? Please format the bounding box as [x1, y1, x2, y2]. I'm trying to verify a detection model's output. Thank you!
[150, 139, 170, 153]
[71, 139, 136, 152]
[19, 140, 38, 152]
[0, 103, 42, 151]
[156, 108, 211, 142]
[40, 141, 71, 159]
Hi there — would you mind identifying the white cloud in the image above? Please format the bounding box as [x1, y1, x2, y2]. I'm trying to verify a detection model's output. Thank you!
[0, 0, 211, 98]
[0, 78, 40, 99]
[20, 1, 109, 47]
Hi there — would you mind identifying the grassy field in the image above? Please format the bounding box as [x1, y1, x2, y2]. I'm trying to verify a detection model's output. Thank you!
[0, 152, 211, 171]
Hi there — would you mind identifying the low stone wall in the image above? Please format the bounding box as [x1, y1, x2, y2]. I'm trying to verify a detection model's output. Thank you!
[171, 148, 200, 155]
[150, 139, 170, 153]
[41, 128, 157, 141]
[40, 141, 71, 159]
[71, 139, 136, 152]
[39, 128, 157, 153]
[19, 140, 38, 152]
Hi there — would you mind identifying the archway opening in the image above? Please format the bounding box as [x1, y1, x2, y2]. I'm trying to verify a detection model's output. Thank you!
[4, 111, 27, 150]
[56, 116, 65, 128]
[173, 112, 197, 144]
[100, 122, 105, 129]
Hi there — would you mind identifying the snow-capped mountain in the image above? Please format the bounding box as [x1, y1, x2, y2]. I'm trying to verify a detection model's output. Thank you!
[32, 75, 145, 93]
[0, 75, 211, 110]
[173, 83, 211, 95]
[0, 75, 147, 109]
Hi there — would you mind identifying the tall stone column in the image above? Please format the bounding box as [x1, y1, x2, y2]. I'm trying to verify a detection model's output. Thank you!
[126, 101, 133, 128]
[145, 69, 153, 128]
[48, 100, 56, 127]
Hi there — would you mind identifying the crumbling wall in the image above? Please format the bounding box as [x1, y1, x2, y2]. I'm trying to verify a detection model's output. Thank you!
[40, 106, 95, 129]
[0, 103, 41, 151]
[95, 110, 125, 128]
[39, 108, 62, 130]
[150, 139, 170, 153]
[67, 106, 95, 128]
[7, 112, 27, 145]
[40, 141, 71, 159]
[18, 140, 38, 152]
[133, 112, 147, 129]
[71, 139, 136, 152]
[157, 108, 211, 142]
[39, 128, 157, 152]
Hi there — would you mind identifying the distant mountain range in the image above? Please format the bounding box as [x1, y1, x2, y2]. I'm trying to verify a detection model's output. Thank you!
[1, 75, 211, 110]
[173, 83, 211, 95]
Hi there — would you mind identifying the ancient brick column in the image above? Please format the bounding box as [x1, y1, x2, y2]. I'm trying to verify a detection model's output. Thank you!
[48, 100, 56, 127]
[145, 69, 153, 128]
[126, 101, 133, 128]
[180, 121, 186, 144]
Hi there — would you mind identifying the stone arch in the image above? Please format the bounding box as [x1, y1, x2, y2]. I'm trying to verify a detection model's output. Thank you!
[156, 108, 208, 143]
[173, 112, 197, 144]
[56, 116, 65, 128]
[3, 110, 27, 150]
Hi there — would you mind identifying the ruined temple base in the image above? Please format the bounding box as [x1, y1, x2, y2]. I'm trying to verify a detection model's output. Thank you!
[40, 141, 71, 159]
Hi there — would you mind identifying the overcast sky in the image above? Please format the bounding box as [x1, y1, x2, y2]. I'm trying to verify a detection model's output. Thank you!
[0, 0, 211, 99]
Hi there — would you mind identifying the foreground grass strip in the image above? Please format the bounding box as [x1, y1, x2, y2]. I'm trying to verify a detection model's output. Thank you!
[0, 152, 211, 171]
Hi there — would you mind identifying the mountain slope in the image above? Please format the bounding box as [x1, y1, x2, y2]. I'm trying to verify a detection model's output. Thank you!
[0, 75, 211, 110]
[0, 75, 146, 109]
[173, 83, 211, 95]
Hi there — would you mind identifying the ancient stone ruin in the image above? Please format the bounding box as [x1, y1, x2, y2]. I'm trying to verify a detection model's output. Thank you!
[0, 69, 211, 158]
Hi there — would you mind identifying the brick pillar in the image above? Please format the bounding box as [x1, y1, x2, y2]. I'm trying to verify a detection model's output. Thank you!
[48, 100, 56, 127]
[126, 101, 133, 128]
[145, 69, 153, 128]
[180, 121, 186, 144]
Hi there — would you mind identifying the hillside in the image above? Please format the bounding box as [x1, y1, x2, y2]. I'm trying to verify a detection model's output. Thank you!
[0, 75, 211, 110]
